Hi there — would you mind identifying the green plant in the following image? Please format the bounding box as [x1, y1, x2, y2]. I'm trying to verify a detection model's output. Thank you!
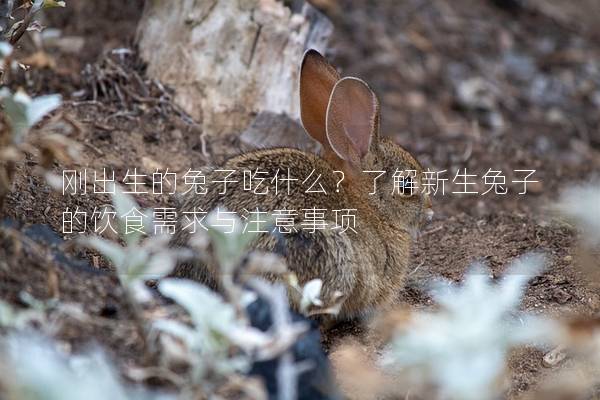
[0, 81, 63, 207]
[0, 298, 44, 330]
[0, 333, 172, 400]
[287, 276, 344, 316]
[79, 184, 189, 359]
[0, 88, 61, 143]
[379, 253, 557, 400]
[155, 279, 263, 384]
[80, 183, 188, 302]
[553, 182, 600, 246]
[2, 0, 66, 45]
[152, 210, 315, 398]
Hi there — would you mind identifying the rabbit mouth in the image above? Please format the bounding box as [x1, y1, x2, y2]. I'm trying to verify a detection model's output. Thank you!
[417, 206, 435, 231]
[408, 227, 421, 241]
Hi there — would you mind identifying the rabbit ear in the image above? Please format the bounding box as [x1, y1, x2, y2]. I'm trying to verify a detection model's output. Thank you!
[299, 49, 341, 148]
[326, 77, 380, 165]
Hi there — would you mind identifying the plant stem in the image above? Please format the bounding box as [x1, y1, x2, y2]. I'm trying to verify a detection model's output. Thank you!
[124, 289, 157, 366]
[8, 1, 40, 45]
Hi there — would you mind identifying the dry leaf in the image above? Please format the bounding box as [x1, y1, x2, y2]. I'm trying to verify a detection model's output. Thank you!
[20, 51, 56, 69]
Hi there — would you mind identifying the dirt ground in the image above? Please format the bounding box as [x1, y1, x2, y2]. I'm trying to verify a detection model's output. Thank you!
[2, 0, 600, 398]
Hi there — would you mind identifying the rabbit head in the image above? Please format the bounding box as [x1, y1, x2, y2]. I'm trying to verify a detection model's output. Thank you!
[299, 49, 433, 237]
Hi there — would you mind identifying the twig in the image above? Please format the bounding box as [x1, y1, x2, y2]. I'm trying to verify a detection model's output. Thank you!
[199, 131, 210, 159]
[461, 139, 473, 162]
[125, 366, 186, 387]
[124, 290, 157, 366]
[83, 141, 104, 156]
[65, 100, 104, 107]
[0, 0, 14, 34]
[8, 0, 40, 45]
[420, 225, 443, 237]
[408, 261, 425, 277]
[105, 110, 137, 122]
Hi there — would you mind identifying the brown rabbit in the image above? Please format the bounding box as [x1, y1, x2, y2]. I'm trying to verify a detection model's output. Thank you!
[173, 50, 433, 319]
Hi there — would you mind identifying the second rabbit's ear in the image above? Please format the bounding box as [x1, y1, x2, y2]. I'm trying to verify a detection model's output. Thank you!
[299, 49, 341, 148]
[326, 77, 380, 166]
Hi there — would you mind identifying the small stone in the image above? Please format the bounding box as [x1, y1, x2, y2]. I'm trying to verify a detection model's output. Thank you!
[172, 129, 183, 140]
[141, 156, 163, 172]
[543, 345, 567, 368]
[143, 131, 160, 143]
[550, 288, 572, 304]
[526, 180, 543, 194]
[406, 91, 426, 109]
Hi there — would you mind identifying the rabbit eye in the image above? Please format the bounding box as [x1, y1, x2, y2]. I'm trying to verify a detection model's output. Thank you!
[397, 177, 417, 197]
